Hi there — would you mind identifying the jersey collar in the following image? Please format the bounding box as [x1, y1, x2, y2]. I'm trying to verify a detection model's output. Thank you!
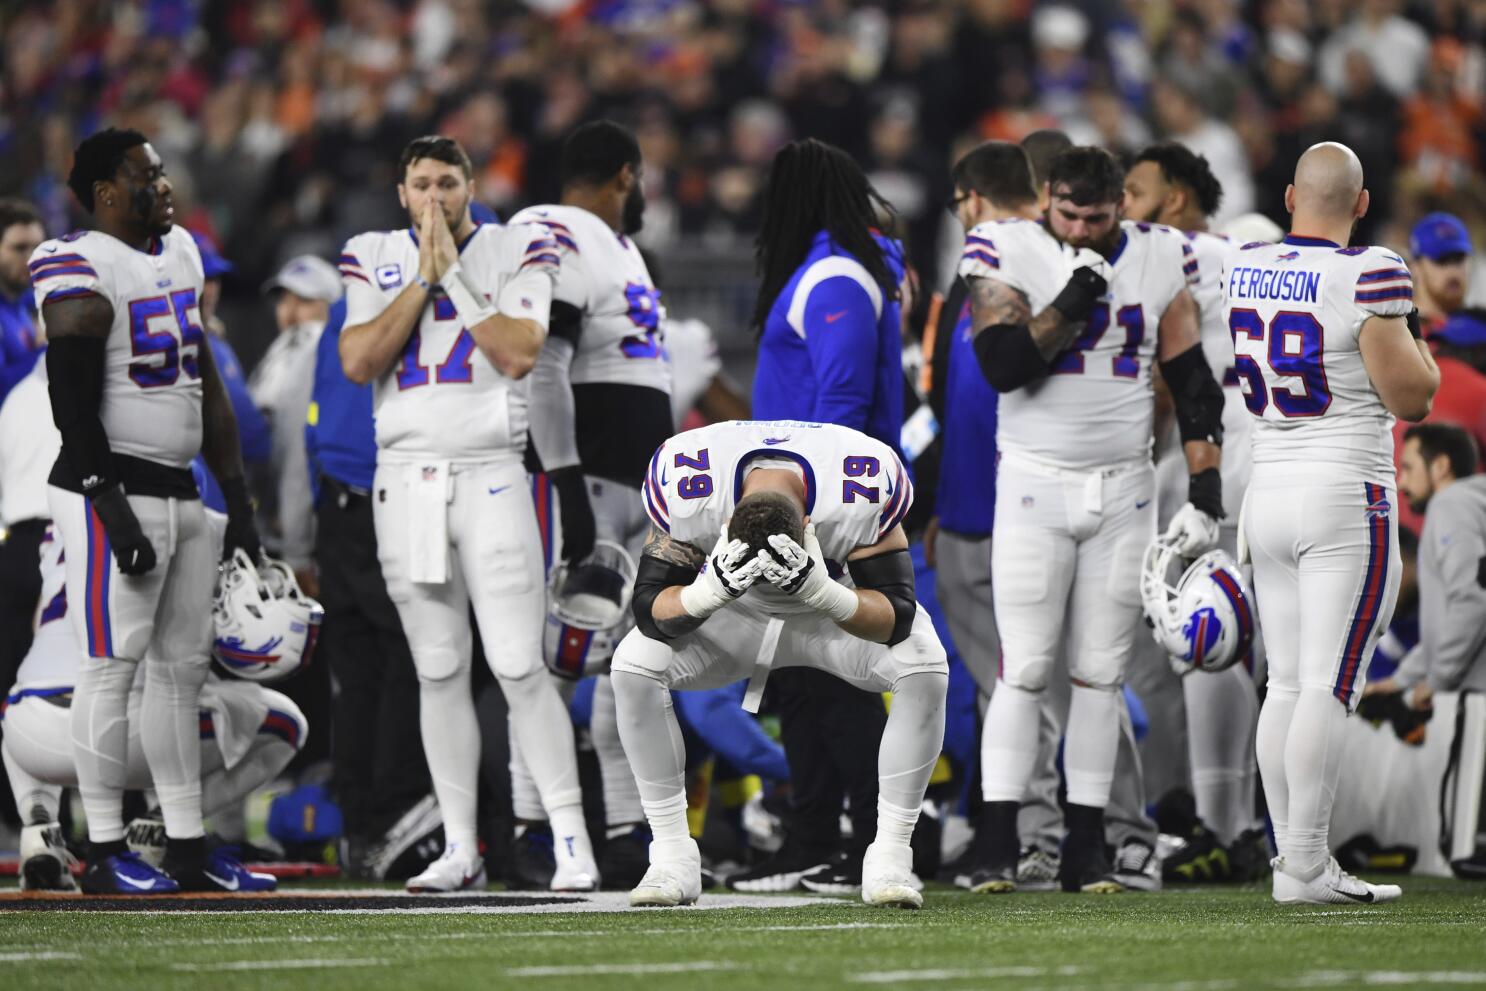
[1107, 230, 1130, 265]
[1282, 234, 1341, 248]
[732, 450, 817, 516]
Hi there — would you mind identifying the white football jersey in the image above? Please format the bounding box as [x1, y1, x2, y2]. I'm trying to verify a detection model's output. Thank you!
[642, 420, 913, 616]
[341, 222, 556, 463]
[1185, 229, 1252, 446]
[1222, 236, 1413, 482]
[507, 204, 671, 394]
[13, 527, 75, 690]
[959, 219, 1196, 469]
[30, 227, 205, 469]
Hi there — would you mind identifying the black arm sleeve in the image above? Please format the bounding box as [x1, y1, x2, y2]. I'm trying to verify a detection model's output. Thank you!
[632, 554, 705, 642]
[46, 337, 116, 494]
[847, 548, 917, 646]
[549, 300, 584, 347]
[928, 279, 967, 420]
[1159, 343, 1225, 446]
[972, 323, 1050, 393]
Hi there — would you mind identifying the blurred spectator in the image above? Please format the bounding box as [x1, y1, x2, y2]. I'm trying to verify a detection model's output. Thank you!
[1318, 0, 1431, 99]
[1150, 77, 1253, 224]
[253, 254, 341, 583]
[1399, 42, 1482, 195]
[0, 199, 44, 404]
[1411, 213, 1475, 330]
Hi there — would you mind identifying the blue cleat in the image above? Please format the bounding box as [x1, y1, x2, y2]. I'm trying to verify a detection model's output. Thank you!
[197, 849, 278, 892]
[80, 851, 181, 895]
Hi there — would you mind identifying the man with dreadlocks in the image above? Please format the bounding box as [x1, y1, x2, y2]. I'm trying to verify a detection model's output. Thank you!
[726, 139, 912, 895]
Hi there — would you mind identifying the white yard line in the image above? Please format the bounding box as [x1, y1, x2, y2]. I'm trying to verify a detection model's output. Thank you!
[850, 967, 1084, 983]
[0, 951, 83, 962]
[504, 962, 735, 977]
[171, 958, 389, 973]
[1290, 972, 1486, 988]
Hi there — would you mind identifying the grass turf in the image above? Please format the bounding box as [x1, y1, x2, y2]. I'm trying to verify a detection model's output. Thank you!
[1, 878, 1484, 990]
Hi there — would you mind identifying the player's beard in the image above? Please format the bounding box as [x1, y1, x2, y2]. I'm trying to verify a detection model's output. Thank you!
[622, 183, 645, 235]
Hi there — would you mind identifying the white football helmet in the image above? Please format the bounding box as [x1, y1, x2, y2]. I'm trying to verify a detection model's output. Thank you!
[213, 549, 324, 683]
[543, 540, 637, 680]
[1140, 535, 1256, 677]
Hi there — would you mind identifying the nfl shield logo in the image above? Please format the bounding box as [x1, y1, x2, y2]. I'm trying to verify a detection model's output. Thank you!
[1022, 496, 1035, 509]
[422, 466, 438, 481]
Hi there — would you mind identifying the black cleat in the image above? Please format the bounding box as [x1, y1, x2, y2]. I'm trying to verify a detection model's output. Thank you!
[800, 850, 863, 894]
[507, 821, 556, 891]
[1060, 832, 1124, 894]
[599, 823, 652, 891]
[725, 838, 832, 893]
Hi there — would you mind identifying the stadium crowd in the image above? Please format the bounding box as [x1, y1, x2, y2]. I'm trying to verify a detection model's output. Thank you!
[1, 0, 1485, 896]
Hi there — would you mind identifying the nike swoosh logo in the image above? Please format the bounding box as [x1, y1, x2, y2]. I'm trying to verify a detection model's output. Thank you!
[204, 870, 240, 892]
[118, 874, 159, 890]
[1135, 499, 1151, 509]
[824, 310, 849, 324]
[763, 438, 790, 446]
[1338, 888, 1374, 903]
[489, 485, 510, 496]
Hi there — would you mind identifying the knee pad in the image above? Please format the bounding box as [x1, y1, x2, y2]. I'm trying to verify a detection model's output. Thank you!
[1069, 645, 1125, 691]
[609, 627, 678, 684]
[412, 645, 468, 685]
[998, 653, 1054, 693]
[484, 648, 546, 684]
[888, 622, 949, 682]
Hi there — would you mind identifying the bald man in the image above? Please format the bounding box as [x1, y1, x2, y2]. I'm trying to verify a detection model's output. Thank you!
[1224, 142, 1439, 905]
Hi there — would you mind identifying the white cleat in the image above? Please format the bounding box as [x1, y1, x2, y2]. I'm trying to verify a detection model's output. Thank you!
[406, 842, 487, 893]
[551, 829, 600, 893]
[629, 837, 702, 908]
[1271, 856, 1402, 905]
[19, 823, 78, 892]
[862, 841, 922, 909]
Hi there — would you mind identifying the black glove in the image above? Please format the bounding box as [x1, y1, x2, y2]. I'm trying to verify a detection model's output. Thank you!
[90, 485, 156, 576]
[550, 466, 596, 565]
[220, 476, 261, 562]
[1188, 467, 1225, 520]
[1050, 266, 1108, 323]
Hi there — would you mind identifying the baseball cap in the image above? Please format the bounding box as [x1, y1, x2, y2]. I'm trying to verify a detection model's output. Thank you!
[262, 254, 342, 302]
[1410, 212, 1473, 261]
[1433, 309, 1486, 348]
[191, 231, 234, 278]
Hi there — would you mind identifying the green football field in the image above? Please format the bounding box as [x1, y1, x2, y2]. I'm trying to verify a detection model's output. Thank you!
[3, 878, 1485, 990]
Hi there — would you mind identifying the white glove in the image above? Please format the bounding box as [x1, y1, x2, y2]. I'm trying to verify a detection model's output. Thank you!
[678, 529, 767, 619]
[1162, 503, 1221, 556]
[1069, 247, 1113, 287]
[759, 524, 858, 623]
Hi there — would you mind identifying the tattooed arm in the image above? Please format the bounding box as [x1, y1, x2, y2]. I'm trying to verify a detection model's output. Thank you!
[634, 527, 713, 640]
[966, 265, 1108, 392]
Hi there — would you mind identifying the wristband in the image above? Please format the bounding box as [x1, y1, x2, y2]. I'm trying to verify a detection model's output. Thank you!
[440, 262, 498, 327]
[678, 578, 728, 620]
[413, 273, 431, 291]
[809, 578, 859, 624]
[1188, 468, 1224, 520]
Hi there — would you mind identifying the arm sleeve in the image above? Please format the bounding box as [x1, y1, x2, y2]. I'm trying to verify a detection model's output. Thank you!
[801, 275, 879, 431]
[1421, 506, 1486, 692]
[672, 684, 791, 781]
[526, 335, 581, 472]
[1353, 252, 1415, 318]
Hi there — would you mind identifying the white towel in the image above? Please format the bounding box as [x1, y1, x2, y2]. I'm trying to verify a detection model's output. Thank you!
[408, 461, 452, 584]
[742, 617, 786, 714]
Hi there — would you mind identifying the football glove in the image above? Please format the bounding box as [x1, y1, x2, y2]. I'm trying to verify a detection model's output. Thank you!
[1161, 503, 1221, 557]
[550, 467, 596, 565]
[760, 524, 858, 622]
[677, 529, 767, 619]
[90, 485, 157, 576]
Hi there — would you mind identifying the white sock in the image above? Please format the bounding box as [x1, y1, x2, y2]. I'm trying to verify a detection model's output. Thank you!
[1255, 683, 1297, 860]
[640, 792, 690, 844]
[876, 797, 919, 848]
[981, 681, 1044, 803]
[507, 724, 547, 822]
[419, 670, 481, 850]
[1064, 683, 1120, 809]
[501, 670, 585, 820]
[1185, 665, 1261, 843]
[879, 671, 947, 810]
[140, 655, 211, 841]
[592, 674, 644, 825]
[70, 655, 137, 843]
[3, 745, 62, 824]
[1282, 686, 1348, 880]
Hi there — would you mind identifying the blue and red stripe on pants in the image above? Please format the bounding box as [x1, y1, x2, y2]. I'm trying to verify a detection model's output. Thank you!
[1334, 483, 1391, 703]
